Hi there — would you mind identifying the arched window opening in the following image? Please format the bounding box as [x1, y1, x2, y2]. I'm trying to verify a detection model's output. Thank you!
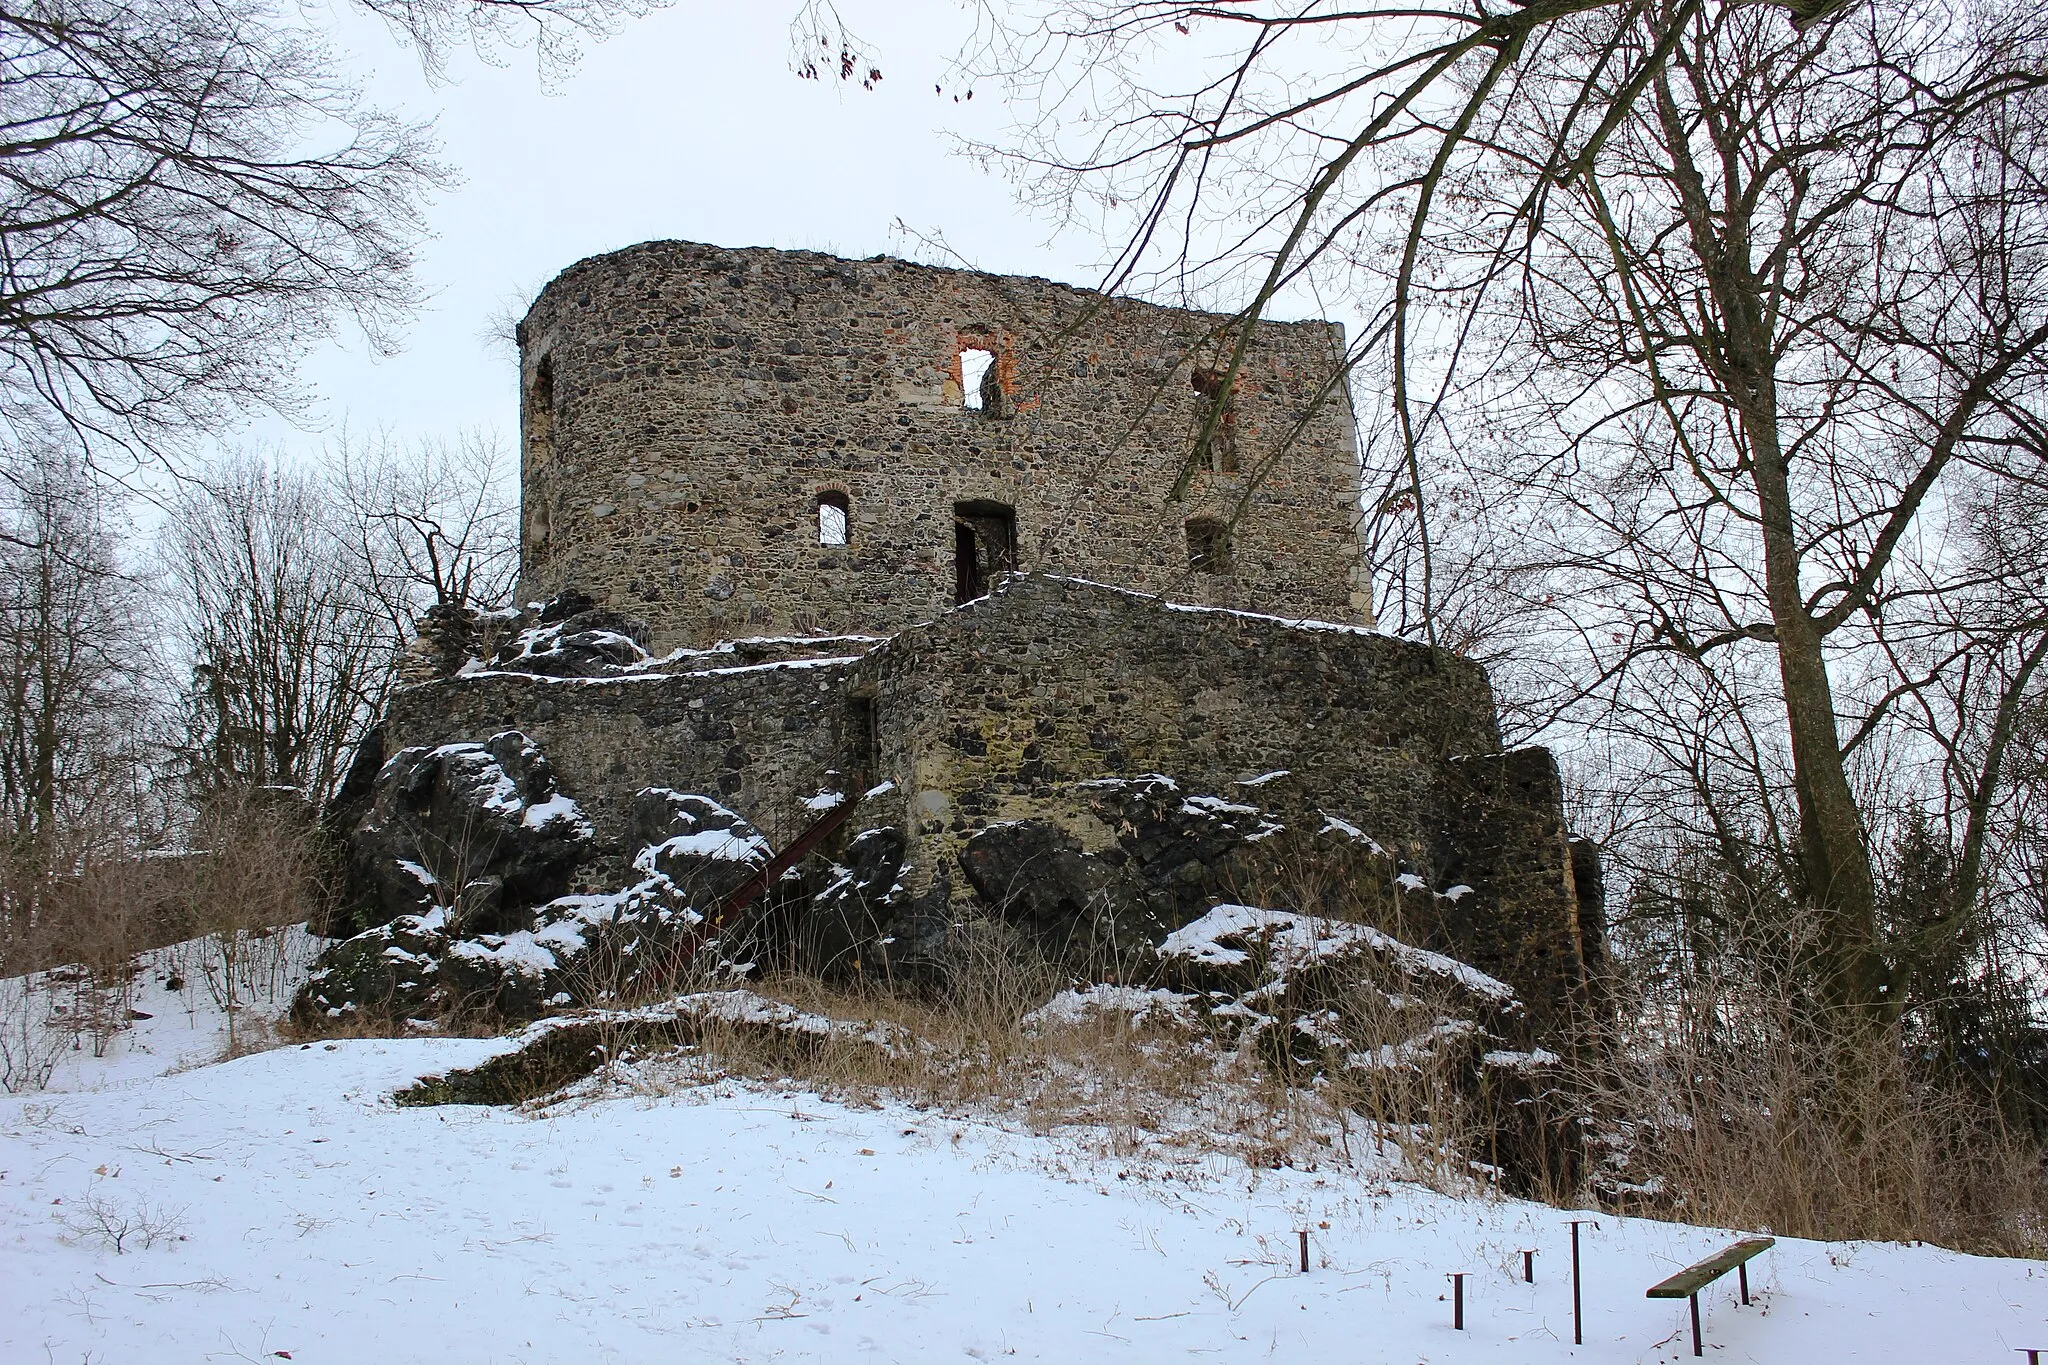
[1190, 366, 1239, 474]
[1186, 516, 1232, 575]
[525, 356, 556, 469]
[959, 347, 1005, 416]
[954, 500, 1017, 604]
[817, 490, 850, 546]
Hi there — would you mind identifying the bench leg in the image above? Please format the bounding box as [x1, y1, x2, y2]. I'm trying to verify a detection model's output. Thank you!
[1690, 1293, 1702, 1357]
[1738, 1261, 1750, 1305]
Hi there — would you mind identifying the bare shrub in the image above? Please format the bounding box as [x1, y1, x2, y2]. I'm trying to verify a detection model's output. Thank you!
[63, 1191, 188, 1255]
[172, 792, 328, 1056]
[1575, 919, 2048, 1256]
[0, 974, 65, 1092]
[0, 831, 191, 1086]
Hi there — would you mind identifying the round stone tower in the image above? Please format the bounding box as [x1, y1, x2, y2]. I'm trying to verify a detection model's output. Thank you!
[515, 240, 1371, 650]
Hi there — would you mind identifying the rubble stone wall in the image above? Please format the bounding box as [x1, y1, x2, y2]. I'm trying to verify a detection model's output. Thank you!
[516, 241, 1371, 650]
[858, 574, 1494, 861]
[853, 575, 1586, 1027]
[370, 576, 1592, 1028]
[381, 657, 870, 888]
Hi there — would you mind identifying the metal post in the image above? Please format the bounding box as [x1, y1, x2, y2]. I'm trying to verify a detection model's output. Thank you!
[1522, 1249, 1535, 1283]
[1450, 1273, 1466, 1330]
[1688, 1293, 1702, 1357]
[1568, 1220, 1598, 1346]
[1298, 1230, 1309, 1274]
[1571, 1223, 1582, 1345]
[1738, 1261, 1750, 1306]
[2021, 1352, 2042, 1365]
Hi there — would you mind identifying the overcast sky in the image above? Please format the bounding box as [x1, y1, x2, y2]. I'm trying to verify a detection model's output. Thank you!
[249, 2, 1114, 458]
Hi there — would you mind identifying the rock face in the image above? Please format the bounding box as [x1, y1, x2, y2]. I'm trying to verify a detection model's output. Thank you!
[300, 726, 784, 1025]
[341, 731, 595, 939]
[298, 730, 1585, 1186]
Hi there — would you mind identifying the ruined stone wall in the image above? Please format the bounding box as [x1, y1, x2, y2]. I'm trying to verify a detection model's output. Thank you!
[853, 575, 1586, 1024]
[854, 576, 1495, 867]
[517, 241, 1369, 650]
[364, 574, 1590, 1027]
[381, 656, 869, 888]
[1439, 750, 1593, 1035]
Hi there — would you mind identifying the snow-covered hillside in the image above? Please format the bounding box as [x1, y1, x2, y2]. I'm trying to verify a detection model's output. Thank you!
[1, 947, 2043, 1362]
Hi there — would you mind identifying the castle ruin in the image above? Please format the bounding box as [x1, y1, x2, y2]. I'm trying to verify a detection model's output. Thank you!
[313, 241, 1602, 1048]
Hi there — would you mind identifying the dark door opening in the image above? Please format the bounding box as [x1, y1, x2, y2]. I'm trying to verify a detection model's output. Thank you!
[845, 693, 878, 790]
[953, 500, 1017, 604]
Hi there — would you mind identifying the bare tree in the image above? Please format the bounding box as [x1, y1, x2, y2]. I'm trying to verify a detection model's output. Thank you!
[329, 429, 519, 645]
[0, 452, 166, 972]
[0, 457, 156, 846]
[163, 455, 393, 807]
[0, 0, 442, 464]
[354, 0, 669, 79]
[1, 0, 675, 470]
[1402, 2, 2048, 1021]
[958, 1, 2048, 1033]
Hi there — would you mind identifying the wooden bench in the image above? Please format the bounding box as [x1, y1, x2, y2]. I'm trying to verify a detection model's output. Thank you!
[1646, 1236, 1774, 1357]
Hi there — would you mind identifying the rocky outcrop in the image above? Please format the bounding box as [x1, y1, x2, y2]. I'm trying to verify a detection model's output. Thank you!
[400, 591, 653, 684]
[796, 825, 910, 977]
[297, 737, 784, 1024]
[808, 774, 1434, 986]
[338, 730, 595, 939]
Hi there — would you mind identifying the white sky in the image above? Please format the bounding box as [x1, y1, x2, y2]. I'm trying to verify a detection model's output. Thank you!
[248, 2, 1112, 458]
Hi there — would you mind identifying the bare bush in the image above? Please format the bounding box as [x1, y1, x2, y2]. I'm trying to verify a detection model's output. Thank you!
[0, 974, 66, 1092]
[62, 1190, 188, 1255]
[1577, 915, 2048, 1256]
[174, 794, 329, 1056]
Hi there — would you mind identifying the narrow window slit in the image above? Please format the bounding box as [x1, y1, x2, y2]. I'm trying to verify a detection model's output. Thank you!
[1190, 366, 1239, 474]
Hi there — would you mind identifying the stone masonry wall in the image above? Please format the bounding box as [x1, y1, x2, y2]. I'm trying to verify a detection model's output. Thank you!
[381, 656, 870, 889]
[364, 575, 1591, 1028]
[858, 575, 1498, 871]
[852, 575, 1587, 1026]
[516, 241, 1370, 650]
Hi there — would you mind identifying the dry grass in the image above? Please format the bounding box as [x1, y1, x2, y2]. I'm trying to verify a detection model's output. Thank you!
[1573, 962, 2048, 1257]
[521, 911, 1493, 1189]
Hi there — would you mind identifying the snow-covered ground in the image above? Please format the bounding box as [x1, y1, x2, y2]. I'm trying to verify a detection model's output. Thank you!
[2, 945, 2044, 1362]
[1, 926, 319, 1095]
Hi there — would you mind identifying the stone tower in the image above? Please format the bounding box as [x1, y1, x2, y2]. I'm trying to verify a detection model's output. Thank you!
[515, 241, 1373, 649]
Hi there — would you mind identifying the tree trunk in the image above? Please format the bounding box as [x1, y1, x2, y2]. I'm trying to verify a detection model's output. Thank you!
[1654, 67, 1888, 1024]
[1744, 418, 1888, 1021]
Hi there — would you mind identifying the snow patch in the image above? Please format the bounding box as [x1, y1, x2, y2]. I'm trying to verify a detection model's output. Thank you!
[1022, 985, 1200, 1033]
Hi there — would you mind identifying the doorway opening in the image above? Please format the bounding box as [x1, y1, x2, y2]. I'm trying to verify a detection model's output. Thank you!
[953, 500, 1017, 604]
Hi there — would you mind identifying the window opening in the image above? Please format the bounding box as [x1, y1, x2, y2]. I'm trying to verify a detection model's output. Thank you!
[959, 348, 995, 409]
[817, 490, 850, 546]
[1190, 367, 1239, 474]
[526, 356, 556, 469]
[1186, 516, 1232, 575]
[953, 500, 1018, 604]
[959, 346, 1007, 416]
[525, 498, 552, 568]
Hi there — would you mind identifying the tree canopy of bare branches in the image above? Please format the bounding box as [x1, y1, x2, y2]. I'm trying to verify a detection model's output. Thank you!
[0, 0, 443, 464]
[957, 0, 2048, 1034]
[0, 457, 153, 849]
[162, 456, 395, 807]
